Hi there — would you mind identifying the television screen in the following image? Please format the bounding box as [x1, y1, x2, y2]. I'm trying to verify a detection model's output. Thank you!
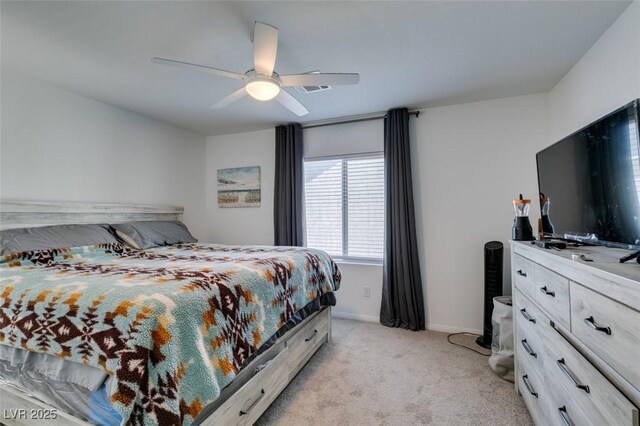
[536, 99, 640, 248]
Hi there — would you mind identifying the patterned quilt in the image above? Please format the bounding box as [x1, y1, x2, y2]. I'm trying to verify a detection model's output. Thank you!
[0, 243, 341, 425]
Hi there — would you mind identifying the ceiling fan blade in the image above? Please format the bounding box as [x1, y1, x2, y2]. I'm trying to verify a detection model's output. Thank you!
[275, 90, 309, 116]
[280, 73, 360, 87]
[253, 22, 278, 76]
[151, 57, 246, 81]
[211, 87, 247, 109]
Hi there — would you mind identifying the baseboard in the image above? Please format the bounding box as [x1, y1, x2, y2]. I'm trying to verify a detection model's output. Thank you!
[425, 323, 483, 335]
[331, 311, 379, 323]
[332, 311, 482, 335]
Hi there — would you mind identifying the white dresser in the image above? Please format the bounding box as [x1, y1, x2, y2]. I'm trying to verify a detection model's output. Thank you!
[511, 241, 640, 426]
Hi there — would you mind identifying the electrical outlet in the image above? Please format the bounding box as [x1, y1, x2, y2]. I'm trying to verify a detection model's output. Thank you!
[363, 286, 370, 297]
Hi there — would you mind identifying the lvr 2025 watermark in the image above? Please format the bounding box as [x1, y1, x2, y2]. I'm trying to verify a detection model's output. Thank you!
[3, 408, 58, 420]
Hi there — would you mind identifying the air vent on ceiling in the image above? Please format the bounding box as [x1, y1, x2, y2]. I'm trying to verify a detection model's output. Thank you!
[295, 85, 332, 94]
[293, 71, 333, 94]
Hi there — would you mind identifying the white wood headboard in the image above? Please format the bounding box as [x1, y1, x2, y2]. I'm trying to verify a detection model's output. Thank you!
[0, 200, 183, 231]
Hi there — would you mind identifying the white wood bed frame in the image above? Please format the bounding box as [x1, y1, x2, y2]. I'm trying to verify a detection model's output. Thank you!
[0, 200, 185, 231]
[0, 200, 331, 426]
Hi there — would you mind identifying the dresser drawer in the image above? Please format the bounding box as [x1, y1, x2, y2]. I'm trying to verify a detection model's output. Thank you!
[513, 254, 536, 299]
[541, 318, 638, 426]
[544, 379, 592, 426]
[516, 319, 545, 374]
[514, 289, 544, 342]
[534, 264, 570, 329]
[205, 345, 290, 426]
[571, 282, 640, 396]
[287, 308, 329, 380]
[517, 352, 551, 426]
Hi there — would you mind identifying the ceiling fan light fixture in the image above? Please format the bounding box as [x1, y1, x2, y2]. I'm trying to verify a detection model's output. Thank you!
[152, 22, 358, 116]
[245, 77, 280, 101]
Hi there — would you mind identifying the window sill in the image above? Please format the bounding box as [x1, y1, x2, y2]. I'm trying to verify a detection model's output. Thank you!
[334, 258, 383, 267]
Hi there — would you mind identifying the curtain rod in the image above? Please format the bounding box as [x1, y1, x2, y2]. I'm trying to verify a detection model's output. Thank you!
[301, 110, 420, 130]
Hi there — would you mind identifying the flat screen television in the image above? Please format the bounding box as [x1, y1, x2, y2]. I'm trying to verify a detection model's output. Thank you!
[536, 99, 640, 249]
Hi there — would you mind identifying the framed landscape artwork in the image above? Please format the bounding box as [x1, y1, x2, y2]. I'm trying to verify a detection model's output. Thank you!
[217, 166, 261, 208]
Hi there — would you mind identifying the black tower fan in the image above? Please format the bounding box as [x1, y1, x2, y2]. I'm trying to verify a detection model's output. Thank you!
[476, 241, 504, 349]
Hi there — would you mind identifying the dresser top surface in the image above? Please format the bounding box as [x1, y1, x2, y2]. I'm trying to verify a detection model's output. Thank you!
[511, 240, 640, 286]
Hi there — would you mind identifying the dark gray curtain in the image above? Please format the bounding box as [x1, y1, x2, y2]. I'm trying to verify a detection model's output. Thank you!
[380, 108, 425, 331]
[274, 123, 304, 246]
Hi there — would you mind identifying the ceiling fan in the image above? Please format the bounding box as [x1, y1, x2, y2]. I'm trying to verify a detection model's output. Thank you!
[152, 22, 360, 116]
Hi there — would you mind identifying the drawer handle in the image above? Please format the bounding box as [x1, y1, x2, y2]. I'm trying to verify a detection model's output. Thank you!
[556, 358, 590, 393]
[584, 316, 611, 335]
[305, 329, 318, 342]
[520, 339, 537, 358]
[540, 286, 555, 297]
[239, 389, 265, 416]
[519, 308, 536, 323]
[558, 406, 575, 426]
[522, 374, 538, 398]
[516, 270, 527, 277]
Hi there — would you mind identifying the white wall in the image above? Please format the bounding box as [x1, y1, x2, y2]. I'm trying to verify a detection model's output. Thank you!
[308, 98, 548, 331]
[206, 129, 275, 245]
[412, 94, 549, 333]
[331, 262, 382, 322]
[205, 121, 385, 321]
[205, 0, 640, 333]
[549, 1, 640, 141]
[305, 119, 383, 158]
[204, 101, 549, 333]
[0, 70, 208, 238]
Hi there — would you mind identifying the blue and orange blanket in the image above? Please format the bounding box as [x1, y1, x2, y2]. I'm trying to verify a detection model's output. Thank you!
[0, 243, 341, 425]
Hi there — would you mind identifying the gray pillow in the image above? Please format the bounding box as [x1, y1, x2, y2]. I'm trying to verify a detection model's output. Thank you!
[0, 224, 118, 256]
[111, 221, 197, 249]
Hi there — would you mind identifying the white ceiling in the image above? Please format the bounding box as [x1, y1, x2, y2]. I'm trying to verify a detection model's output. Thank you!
[1, 1, 631, 136]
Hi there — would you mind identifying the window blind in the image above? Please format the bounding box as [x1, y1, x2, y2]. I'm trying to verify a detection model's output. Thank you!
[304, 153, 384, 262]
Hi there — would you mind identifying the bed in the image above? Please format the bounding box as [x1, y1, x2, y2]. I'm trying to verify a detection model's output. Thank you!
[0, 201, 341, 426]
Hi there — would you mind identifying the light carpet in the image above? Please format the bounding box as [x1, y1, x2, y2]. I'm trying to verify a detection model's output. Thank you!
[256, 318, 533, 426]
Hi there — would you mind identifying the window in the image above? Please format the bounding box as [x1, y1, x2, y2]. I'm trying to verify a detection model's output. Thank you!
[304, 153, 384, 262]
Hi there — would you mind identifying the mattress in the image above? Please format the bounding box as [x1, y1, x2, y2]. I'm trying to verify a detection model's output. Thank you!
[0, 243, 340, 425]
